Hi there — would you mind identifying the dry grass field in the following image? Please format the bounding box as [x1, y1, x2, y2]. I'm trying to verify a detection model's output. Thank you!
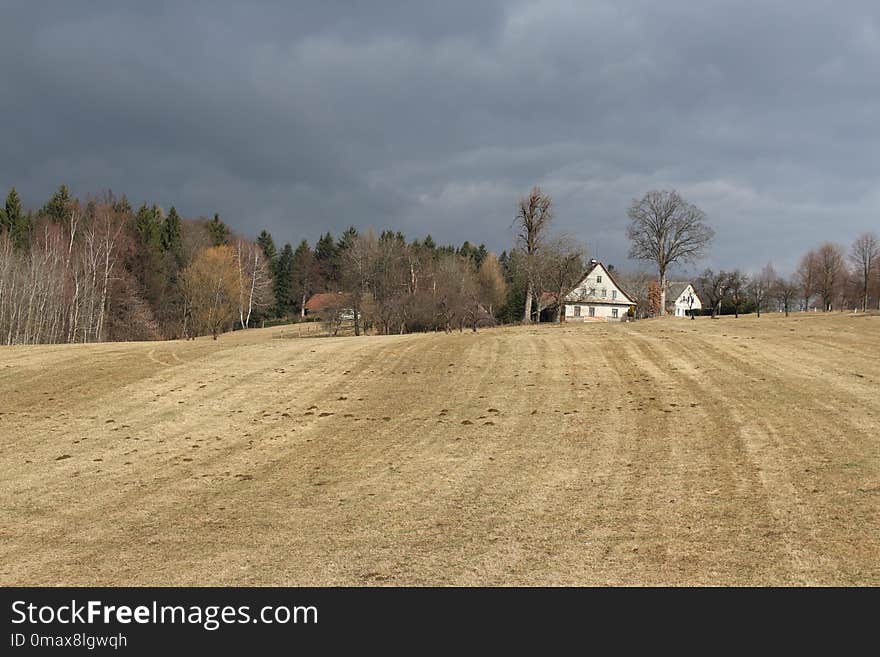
[1, 313, 878, 586]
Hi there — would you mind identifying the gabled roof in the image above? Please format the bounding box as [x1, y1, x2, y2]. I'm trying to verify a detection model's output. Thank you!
[667, 282, 700, 304]
[667, 282, 690, 302]
[564, 261, 637, 305]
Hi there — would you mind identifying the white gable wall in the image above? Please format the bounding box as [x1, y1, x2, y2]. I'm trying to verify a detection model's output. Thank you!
[563, 262, 635, 322]
[564, 263, 635, 304]
[672, 284, 702, 317]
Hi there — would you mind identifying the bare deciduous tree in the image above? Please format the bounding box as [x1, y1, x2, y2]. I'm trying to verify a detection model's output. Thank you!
[614, 270, 653, 318]
[815, 242, 845, 311]
[477, 253, 507, 321]
[627, 190, 713, 315]
[320, 294, 352, 337]
[340, 231, 377, 336]
[234, 239, 273, 329]
[433, 253, 469, 332]
[370, 231, 409, 335]
[182, 245, 239, 339]
[850, 232, 879, 312]
[696, 269, 730, 318]
[538, 237, 586, 322]
[0, 200, 130, 345]
[514, 186, 553, 323]
[774, 274, 798, 317]
[749, 263, 775, 318]
[727, 270, 748, 318]
[796, 250, 819, 311]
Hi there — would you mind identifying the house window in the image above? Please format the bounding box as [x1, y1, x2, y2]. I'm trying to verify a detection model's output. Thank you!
[596, 275, 602, 283]
[612, 290, 617, 299]
[589, 307, 595, 317]
[601, 288, 607, 298]
[612, 308, 619, 318]
[589, 287, 596, 296]
[574, 305, 581, 317]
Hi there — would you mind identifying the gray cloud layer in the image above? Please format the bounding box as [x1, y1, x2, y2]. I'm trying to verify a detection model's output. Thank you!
[2, 1, 879, 273]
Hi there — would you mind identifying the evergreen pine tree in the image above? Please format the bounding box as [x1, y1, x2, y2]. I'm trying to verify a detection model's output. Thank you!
[474, 244, 488, 267]
[207, 213, 230, 246]
[3, 188, 29, 247]
[40, 184, 71, 222]
[314, 231, 339, 290]
[336, 226, 358, 253]
[10, 211, 33, 250]
[498, 250, 511, 277]
[274, 242, 295, 317]
[161, 206, 183, 261]
[135, 204, 162, 250]
[256, 230, 277, 263]
[85, 198, 97, 221]
[378, 230, 405, 246]
[315, 231, 337, 261]
[113, 194, 132, 214]
[5, 187, 23, 232]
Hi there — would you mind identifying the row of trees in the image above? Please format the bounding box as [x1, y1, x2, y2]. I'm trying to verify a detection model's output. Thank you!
[600, 188, 878, 319]
[340, 230, 507, 334]
[686, 234, 879, 320]
[1, 200, 125, 344]
[0, 186, 273, 344]
[255, 228, 492, 321]
[254, 228, 506, 335]
[2, 183, 876, 344]
[793, 237, 879, 312]
[693, 266, 789, 318]
[0, 185, 508, 343]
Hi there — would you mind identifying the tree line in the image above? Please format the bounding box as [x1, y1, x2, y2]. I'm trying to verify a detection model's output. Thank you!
[0, 185, 273, 344]
[688, 236, 879, 319]
[0, 183, 593, 344]
[612, 189, 878, 319]
[260, 226, 508, 335]
[0, 185, 514, 343]
[613, 235, 879, 320]
[2, 183, 877, 344]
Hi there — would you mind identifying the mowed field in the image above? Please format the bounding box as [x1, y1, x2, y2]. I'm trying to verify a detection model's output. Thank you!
[1, 313, 878, 586]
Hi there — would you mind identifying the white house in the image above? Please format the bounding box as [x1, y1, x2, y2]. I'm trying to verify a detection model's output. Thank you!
[562, 260, 636, 322]
[667, 282, 701, 317]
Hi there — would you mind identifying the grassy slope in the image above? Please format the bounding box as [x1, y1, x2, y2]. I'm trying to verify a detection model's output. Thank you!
[1, 313, 878, 585]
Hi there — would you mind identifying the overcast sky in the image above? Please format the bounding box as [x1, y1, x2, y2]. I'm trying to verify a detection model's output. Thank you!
[2, 1, 879, 274]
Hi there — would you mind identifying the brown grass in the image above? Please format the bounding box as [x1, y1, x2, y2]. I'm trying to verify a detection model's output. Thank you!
[1, 313, 878, 585]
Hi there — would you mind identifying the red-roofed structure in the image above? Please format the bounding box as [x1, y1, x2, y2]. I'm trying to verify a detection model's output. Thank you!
[304, 292, 352, 318]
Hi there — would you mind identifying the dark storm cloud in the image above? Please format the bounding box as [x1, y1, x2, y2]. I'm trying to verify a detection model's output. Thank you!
[2, 1, 879, 273]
